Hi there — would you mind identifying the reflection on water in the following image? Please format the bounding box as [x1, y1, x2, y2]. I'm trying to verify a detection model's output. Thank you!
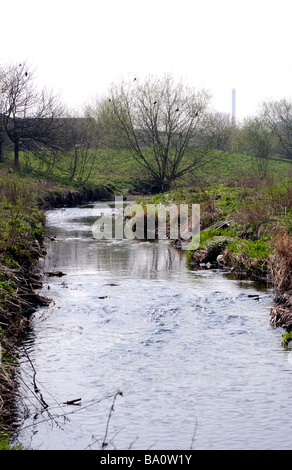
[46, 237, 187, 281]
[15, 203, 292, 450]
[44, 203, 188, 281]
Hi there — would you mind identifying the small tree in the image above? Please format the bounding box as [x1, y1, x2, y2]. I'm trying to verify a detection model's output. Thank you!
[260, 98, 292, 160]
[1, 62, 65, 168]
[85, 97, 129, 149]
[241, 116, 273, 176]
[64, 115, 99, 183]
[107, 75, 212, 192]
[199, 111, 234, 151]
[0, 65, 9, 162]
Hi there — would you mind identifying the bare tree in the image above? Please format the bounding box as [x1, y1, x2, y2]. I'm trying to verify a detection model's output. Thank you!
[106, 75, 212, 192]
[1, 62, 65, 168]
[0, 65, 9, 162]
[240, 116, 273, 176]
[64, 114, 99, 183]
[260, 98, 292, 160]
[85, 97, 129, 149]
[199, 111, 234, 152]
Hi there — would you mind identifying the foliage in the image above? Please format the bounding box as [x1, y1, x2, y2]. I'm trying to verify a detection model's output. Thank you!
[0, 433, 24, 450]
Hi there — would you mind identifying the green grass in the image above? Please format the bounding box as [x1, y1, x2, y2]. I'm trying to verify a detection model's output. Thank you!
[0, 434, 24, 450]
[226, 237, 271, 260]
[1, 148, 291, 194]
[200, 151, 292, 181]
[225, 237, 272, 266]
[197, 226, 239, 247]
[0, 149, 145, 194]
[0, 171, 47, 323]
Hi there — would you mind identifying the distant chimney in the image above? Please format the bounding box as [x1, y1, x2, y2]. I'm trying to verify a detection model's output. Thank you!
[232, 88, 236, 125]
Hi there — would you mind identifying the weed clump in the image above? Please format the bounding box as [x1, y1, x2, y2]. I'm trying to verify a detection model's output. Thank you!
[269, 232, 292, 296]
[269, 232, 292, 330]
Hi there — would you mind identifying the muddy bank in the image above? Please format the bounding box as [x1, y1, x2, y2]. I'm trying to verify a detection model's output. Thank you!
[187, 246, 267, 283]
[270, 294, 292, 330]
[1, 185, 114, 330]
[0, 183, 115, 436]
[40, 184, 113, 209]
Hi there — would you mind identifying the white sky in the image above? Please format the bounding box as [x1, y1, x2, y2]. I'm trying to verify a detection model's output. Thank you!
[1, 0, 291, 121]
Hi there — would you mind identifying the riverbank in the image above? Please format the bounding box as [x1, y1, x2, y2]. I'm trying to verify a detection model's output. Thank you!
[136, 176, 292, 331]
[187, 226, 292, 332]
[0, 172, 114, 329]
[0, 171, 114, 442]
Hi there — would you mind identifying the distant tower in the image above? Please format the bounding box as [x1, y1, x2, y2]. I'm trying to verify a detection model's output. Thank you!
[232, 88, 236, 125]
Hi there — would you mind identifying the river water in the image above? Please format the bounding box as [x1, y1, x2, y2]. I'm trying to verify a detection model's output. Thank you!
[14, 201, 292, 450]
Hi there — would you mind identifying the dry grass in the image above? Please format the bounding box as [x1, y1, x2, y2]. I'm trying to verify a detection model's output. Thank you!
[269, 231, 292, 296]
[225, 171, 275, 189]
[269, 231, 292, 330]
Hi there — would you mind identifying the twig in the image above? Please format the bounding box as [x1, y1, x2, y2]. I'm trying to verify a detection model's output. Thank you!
[18, 391, 121, 433]
[102, 390, 123, 449]
[190, 418, 198, 450]
[22, 347, 48, 409]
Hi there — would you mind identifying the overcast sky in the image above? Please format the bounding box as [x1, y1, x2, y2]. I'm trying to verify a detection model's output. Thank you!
[1, 0, 291, 121]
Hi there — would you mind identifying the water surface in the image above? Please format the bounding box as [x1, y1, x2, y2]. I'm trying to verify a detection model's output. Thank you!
[15, 202, 292, 450]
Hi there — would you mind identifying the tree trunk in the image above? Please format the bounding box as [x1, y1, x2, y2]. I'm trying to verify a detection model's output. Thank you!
[14, 141, 19, 168]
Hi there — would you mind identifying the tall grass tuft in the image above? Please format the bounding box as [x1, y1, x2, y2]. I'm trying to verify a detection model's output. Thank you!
[269, 231, 292, 296]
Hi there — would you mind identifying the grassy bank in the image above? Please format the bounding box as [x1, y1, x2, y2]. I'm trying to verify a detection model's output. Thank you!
[1, 147, 291, 194]
[0, 171, 45, 441]
[0, 168, 113, 445]
[0, 172, 47, 328]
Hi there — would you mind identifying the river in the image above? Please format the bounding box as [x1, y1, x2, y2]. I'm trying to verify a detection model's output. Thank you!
[14, 201, 292, 450]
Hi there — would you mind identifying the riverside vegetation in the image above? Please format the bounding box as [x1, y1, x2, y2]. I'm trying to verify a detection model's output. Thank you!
[0, 148, 291, 448]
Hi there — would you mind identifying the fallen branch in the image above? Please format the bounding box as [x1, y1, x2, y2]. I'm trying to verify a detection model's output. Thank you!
[63, 398, 81, 406]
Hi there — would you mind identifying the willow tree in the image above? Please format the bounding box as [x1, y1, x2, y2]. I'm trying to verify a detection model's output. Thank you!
[107, 75, 212, 192]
